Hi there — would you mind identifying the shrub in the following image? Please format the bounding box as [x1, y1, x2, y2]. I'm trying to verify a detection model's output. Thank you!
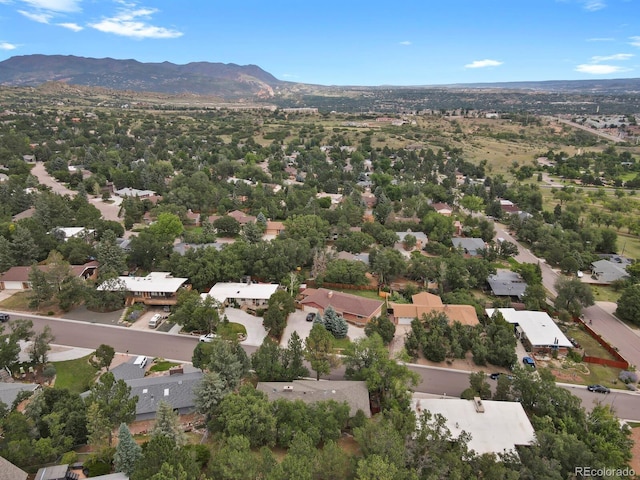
[60, 451, 78, 464]
[567, 350, 583, 363]
[619, 370, 638, 384]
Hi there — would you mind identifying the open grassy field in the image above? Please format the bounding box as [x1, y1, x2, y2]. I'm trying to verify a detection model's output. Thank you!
[53, 354, 99, 394]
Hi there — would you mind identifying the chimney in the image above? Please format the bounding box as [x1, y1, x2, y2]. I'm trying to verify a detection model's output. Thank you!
[328, 291, 333, 298]
[473, 397, 485, 413]
[169, 367, 184, 376]
[283, 385, 294, 392]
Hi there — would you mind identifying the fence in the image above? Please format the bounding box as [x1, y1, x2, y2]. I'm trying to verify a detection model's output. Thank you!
[574, 317, 630, 369]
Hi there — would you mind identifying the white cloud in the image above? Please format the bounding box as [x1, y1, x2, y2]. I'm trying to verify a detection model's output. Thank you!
[399, 41, 412, 46]
[591, 53, 633, 62]
[575, 63, 626, 74]
[18, 9, 52, 23]
[57, 22, 82, 31]
[21, 0, 81, 13]
[630, 36, 640, 47]
[464, 59, 503, 69]
[583, 0, 606, 11]
[89, 6, 183, 39]
[0, 42, 18, 50]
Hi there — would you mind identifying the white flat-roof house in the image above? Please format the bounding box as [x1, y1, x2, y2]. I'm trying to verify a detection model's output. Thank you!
[97, 272, 189, 306]
[411, 395, 536, 457]
[486, 308, 573, 355]
[50, 226, 95, 242]
[203, 282, 280, 307]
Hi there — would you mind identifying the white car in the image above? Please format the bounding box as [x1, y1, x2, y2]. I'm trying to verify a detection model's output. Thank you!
[199, 333, 217, 343]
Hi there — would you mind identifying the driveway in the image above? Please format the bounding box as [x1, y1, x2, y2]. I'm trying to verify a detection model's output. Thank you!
[223, 308, 267, 347]
[280, 309, 367, 347]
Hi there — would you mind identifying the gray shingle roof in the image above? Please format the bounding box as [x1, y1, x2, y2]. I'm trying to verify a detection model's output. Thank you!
[487, 269, 528, 298]
[0, 383, 39, 408]
[0, 456, 28, 480]
[452, 237, 486, 256]
[110, 362, 147, 382]
[591, 259, 630, 284]
[125, 372, 203, 416]
[256, 380, 371, 417]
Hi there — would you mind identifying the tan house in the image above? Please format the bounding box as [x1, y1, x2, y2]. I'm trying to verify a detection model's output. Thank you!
[227, 210, 257, 225]
[0, 455, 28, 480]
[390, 292, 479, 326]
[300, 288, 383, 326]
[430, 202, 453, 216]
[0, 261, 98, 290]
[264, 220, 285, 237]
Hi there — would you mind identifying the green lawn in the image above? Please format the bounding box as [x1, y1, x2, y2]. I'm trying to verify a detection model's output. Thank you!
[333, 288, 382, 300]
[590, 284, 622, 303]
[53, 354, 99, 394]
[149, 360, 181, 372]
[331, 336, 352, 352]
[217, 321, 247, 341]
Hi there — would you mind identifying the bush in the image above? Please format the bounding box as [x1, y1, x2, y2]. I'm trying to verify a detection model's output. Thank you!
[619, 370, 638, 384]
[567, 350, 583, 363]
[60, 451, 78, 465]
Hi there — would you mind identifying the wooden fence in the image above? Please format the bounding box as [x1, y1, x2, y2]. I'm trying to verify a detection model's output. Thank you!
[574, 318, 630, 369]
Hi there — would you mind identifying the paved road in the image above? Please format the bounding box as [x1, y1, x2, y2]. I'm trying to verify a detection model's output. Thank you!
[15, 312, 640, 421]
[494, 223, 559, 296]
[549, 116, 625, 143]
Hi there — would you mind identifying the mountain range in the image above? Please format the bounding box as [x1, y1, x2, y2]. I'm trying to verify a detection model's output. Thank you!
[1, 54, 640, 102]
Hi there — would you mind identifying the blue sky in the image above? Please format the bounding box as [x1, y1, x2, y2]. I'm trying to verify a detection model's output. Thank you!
[0, 0, 639, 86]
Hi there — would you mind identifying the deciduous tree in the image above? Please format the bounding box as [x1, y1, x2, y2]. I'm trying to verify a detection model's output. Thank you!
[305, 323, 336, 381]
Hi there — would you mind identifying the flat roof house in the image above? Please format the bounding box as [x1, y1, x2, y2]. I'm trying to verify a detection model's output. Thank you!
[97, 272, 189, 306]
[411, 395, 536, 456]
[390, 292, 479, 326]
[203, 282, 280, 307]
[486, 308, 572, 355]
[300, 288, 383, 326]
[257, 380, 371, 417]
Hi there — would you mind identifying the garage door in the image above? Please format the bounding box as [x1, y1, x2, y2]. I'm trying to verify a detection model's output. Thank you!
[397, 316, 413, 325]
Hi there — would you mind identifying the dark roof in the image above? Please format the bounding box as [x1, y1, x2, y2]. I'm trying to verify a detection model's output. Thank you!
[34, 465, 68, 480]
[0, 456, 28, 480]
[591, 259, 630, 284]
[451, 237, 486, 255]
[256, 380, 371, 417]
[125, 372, 203, 416]
[110, 362, 147, 382]
[487, 269, 528, 298]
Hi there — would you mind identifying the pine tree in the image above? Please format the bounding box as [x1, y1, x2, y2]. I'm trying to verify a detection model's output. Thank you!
[283, 331, 309, 380]
[113, 423, 142, 476]
[151, 401, 186, 447]
[322, 306, 349, 339]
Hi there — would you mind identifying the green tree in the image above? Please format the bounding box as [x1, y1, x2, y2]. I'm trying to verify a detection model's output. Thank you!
[28, 325, 54, 365]
[284, 214, 330, 249]
[90, 344, 116, 371]
[152, 401, 187, 447]
[0, 319, 33, 374]
[522, 283, 548, 311]
[193, 371, 229, 420]
[86, 372, 138, 446]
[554, 277, 594, 317]
[208, 435, 259, 480]
[251, 338, 285, 381]
[148, 212, 184, 241]
[263, 290, 295, 338]
[86, 402, 110, 451]
[113, 423, 141, 477]
[305, 323, 336, 381]
[321, 306, 349, 339]
[95, 230, 128, 279]
[0, 235, 15, 272]
[241, 221, 264, 244]
[461, 371, 492, 400]
[616, 284, 640, 325]
[356, 454, 403, 480]
[460, 194, 485, 213]
[364, 315, 396, 345]
[28, 265, 54, 309]
[343, 333, 419, 410]
[370, 247, 406, 286]
[213, 216, 241, 237]
[322, 259, 369, 285]
[282, 331, 309, 380]
[11, 225, 39, 266]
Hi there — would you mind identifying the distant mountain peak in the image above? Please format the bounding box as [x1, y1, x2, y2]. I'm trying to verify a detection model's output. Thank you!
[0, 54, 283, 99]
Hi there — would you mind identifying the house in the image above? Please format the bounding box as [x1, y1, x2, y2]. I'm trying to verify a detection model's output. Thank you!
[263, 221, 285, 239]
[50, 227, 95, 242]
[173, 242, 224, 255]
[114, 187, 156, 198]
[33, 465, 69, 480]
[227, 210, 257, 225]
[390, 292, 479, 326]
[299, 288, 383, 326]
[97, 272, 189, 306]
[257, 380, 371, 417]
[185, 209, 201, 226]
[410, 395, 536, 456]
[430, 202, 453, 216]
[202, 282, 280, 307]
[396, 231, 428, 251]
[451, 237, 486, 256]
[316, 192, 344, 206]
[110, 358, 147, 382]
[0, 382, 40, 409]
[590, 259, 630, 284]
[487, 269, 527, 300]
[22, 154, 36, 163]
[0, 173, 9, 183]
[486, 308, 573, 355]
[0, 456, 28, 480]
[0, 261, 98, 290]
[125, 370, 203, 421]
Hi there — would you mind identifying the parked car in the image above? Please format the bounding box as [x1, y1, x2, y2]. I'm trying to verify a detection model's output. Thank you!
[306, 312, 316, 322]
[199, 333, 218, 343]
[587, 384, 610, 393]
[489, 372, 513, 380]
[522, 356, 536, 368]
[0, 313, 10, 322]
